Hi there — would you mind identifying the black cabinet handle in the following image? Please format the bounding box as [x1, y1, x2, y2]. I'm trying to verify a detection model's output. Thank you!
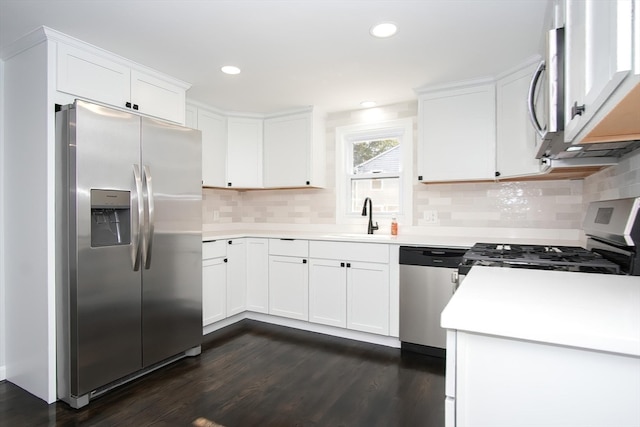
[346, 263, 351, 268]
[495, 171, 501, 177]
[340, 262, 345, 267]
[224, 258, 228, 263]
[571, 102, 585, 119]
[306, 181, 310, 185]
[418, 175, 423, 181]
[302, 259, 307, 264]
[125, 102, 132, 108]
[227, 182, 232, 187]
[228, 240, 232, 245]
[133, 104, 139, 110]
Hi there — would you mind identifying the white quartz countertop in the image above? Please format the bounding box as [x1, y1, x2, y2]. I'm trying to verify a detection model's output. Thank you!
[441, 266, 640, 356]
[202, 229, 581, 248]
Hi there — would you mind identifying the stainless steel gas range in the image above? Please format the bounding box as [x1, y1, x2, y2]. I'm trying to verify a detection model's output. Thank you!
[459, 197, 640, 277]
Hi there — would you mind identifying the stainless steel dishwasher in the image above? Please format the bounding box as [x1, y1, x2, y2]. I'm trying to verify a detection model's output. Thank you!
[399, 246, 467, 357]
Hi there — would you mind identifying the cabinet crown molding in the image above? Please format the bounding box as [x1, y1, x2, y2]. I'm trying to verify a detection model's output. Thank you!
[1, 25, 191, 90]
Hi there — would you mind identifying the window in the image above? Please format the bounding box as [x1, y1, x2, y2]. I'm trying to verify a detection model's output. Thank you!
[336, 118, 413, 226]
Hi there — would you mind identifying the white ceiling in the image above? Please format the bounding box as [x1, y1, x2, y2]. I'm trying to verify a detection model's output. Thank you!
[0, 0, 552, 114]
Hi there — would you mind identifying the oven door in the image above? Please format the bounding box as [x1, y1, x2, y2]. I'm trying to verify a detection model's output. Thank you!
[587, 238, 636, 275]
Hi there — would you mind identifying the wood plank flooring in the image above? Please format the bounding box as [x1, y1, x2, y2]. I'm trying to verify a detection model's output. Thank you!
[0, 320, 445, 426]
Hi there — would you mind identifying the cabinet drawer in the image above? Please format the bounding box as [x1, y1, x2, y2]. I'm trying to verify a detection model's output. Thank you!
[310, 241, 389, 263]
[268, 239, 309, 257]
[203, 240, 226, 259]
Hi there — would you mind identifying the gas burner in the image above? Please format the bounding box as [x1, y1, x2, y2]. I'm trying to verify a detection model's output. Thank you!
[462, 242, 621, 274]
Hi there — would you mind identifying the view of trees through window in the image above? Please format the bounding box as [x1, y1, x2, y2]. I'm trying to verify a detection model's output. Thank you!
[349, 138, 401, 214]
[352, 139, 400, 173]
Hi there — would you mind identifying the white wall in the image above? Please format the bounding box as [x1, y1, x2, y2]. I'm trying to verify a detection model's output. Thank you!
[0, 57, 6, 381]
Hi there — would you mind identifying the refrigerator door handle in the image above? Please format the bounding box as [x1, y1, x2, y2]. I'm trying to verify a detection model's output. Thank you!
[132, 165, 144, 271]
[143, 165, 155, 269]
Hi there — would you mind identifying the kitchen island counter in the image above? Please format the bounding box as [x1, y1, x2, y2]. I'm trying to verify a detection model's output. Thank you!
[441, 266, 640, 356]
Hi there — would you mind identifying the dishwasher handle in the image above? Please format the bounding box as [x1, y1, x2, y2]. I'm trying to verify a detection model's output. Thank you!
[399, 246, 468, 268]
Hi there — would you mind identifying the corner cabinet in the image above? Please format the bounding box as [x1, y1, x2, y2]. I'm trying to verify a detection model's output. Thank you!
[226, 239, 247, 316]
[263, 109, 326, 188]
[188, 103, 326, 190]
[56, 41, 188, 124]
[246, 238, 269, 313]
[417, 81, 497, 182]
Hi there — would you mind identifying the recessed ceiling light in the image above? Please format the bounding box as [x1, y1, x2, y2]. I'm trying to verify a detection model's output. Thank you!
[360, 101, 377, 108]
[370, 22, 397, 38]
[221, 65, 241, 75]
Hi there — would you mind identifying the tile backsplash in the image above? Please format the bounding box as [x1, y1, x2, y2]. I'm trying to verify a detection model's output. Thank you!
[203, 101, 640, 230]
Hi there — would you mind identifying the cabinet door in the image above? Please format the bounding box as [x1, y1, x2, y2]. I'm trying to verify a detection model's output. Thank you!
[246, 238, 269, 313]
[347, 261, 390, 335]
[56, 43, 130, 110]
[564, 0, 633, 142]
[203, 257, 227, 325]
[227, 117, 263, 188]
[496, 64, 541, 178]
[263, 112, 310, 188]
[130, 69, 186, 124]
[418, 83, 496, 182]
[226, 239, 247, 317]
[308, 259, 347, 328]
[268, 256, 309, 321]
[198, 109, 227, 187]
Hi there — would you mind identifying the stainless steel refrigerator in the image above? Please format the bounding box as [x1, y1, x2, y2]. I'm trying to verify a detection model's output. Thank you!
[55, 100, 202, 408]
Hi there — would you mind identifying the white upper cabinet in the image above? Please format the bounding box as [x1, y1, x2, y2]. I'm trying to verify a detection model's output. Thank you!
[56, 41, 188, 124]
[496, 62, 543, 179]
[56, 43, 130, 109]
[198, 109, 227, 187]
[130, 70, 186, 124]
[263, 109, 326, 188]
[564, 0, 634, 142]
[226, 117, 263, 188]
[417, 80, 496, 182]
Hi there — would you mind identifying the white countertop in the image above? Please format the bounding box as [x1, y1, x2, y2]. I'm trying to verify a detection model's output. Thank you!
[441, 266, 640, 356]
[202, 229, 582, 248]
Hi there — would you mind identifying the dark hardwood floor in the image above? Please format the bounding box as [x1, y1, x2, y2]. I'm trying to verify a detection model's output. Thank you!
[0, 320, 445, 426]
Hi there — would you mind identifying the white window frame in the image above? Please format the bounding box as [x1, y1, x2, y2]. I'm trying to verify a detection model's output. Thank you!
[335, 118, 413, 227]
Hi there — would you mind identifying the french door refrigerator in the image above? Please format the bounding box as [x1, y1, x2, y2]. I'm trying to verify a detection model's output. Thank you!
[56, 100, 202, 408]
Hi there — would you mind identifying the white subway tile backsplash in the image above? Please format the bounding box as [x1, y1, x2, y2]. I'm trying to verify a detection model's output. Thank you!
[202, 101, 640, 232]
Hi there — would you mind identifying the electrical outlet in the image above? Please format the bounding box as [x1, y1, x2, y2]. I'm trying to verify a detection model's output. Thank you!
[213, 210, 220, 221]
[423, 210, 438, 224]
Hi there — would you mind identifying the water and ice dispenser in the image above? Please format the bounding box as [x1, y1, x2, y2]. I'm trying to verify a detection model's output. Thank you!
[90, 189, 131, 247]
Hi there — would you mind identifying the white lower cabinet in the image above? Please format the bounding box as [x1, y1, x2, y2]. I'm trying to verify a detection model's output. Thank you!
[246, 238, 269, 313]
[203, 238, 393, 339]
[346, 262, 390, 335]
[202, 241, 227, 325]
[308, 259, 347, 328]
[268, 239, 310, 321]
[268, 255, 309, 320]
[226, 239, 247, 316]
[309, 241, 391, 336]
[447, 330, 640, 427]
